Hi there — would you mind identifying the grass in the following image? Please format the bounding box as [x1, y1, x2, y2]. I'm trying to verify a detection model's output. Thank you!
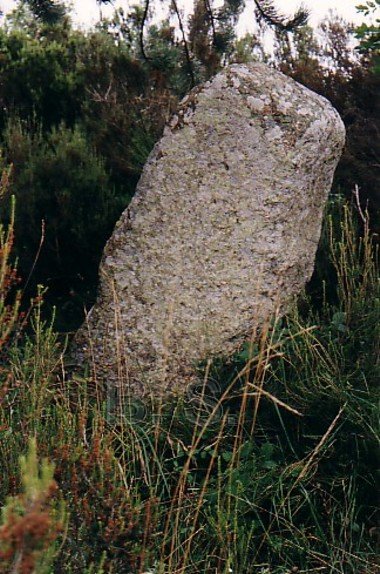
[0, 190, 378, 573]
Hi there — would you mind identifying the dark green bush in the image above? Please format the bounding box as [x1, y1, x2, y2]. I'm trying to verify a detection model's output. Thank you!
[3, 119, 124, 329]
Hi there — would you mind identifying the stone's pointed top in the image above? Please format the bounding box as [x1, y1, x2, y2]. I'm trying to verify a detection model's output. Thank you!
[74, 63, 345, 404]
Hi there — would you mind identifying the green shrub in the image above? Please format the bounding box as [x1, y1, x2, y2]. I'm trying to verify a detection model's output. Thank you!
[0, 27, 81, 131]
[3, 119, 124, 329]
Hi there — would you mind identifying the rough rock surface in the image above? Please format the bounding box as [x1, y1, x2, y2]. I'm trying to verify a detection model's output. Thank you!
[75, 62, 345, 400]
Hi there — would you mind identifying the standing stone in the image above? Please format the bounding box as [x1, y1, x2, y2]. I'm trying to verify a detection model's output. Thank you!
[75, 62, 345, 401]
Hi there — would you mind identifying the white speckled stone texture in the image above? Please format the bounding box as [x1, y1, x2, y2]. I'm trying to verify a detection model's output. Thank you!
[74, 62, 345, 400]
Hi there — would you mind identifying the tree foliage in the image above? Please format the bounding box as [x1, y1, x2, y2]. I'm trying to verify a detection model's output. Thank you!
[355, 0, 380, 73]
[271, 12, 380, 230]
[254, 0, 309, 31]
[22, 0, 67, 25]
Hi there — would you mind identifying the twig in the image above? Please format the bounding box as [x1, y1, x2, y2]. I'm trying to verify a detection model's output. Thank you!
[247, 382, 303, 416]
[140, 0, 151, 62]
[23, 219, 45, 294]
[172, 0, 195, 87]
[353, 184, 366, 225]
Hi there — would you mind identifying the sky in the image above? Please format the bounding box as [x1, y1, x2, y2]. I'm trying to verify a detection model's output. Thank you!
[0, 0, 376, 30]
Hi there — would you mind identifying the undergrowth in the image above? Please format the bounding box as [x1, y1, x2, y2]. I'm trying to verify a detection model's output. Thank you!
[0, 187, 378, 573]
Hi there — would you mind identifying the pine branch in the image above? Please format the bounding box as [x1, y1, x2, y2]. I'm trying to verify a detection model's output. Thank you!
[254, 0, 309, 32]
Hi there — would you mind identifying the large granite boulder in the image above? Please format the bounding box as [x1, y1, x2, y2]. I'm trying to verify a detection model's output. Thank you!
[75, 62, 345, 401]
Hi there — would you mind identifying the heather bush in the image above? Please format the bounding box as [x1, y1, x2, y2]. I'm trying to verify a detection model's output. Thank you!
[0, 439, 66, 574]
